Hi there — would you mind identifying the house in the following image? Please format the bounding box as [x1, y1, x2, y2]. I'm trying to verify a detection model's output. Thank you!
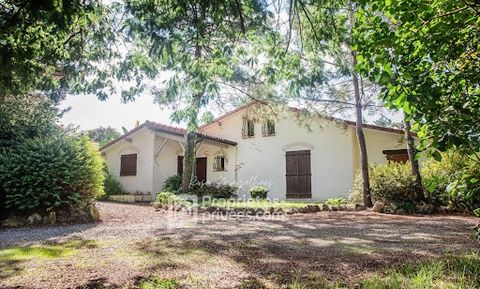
[100, 103, 409, 200]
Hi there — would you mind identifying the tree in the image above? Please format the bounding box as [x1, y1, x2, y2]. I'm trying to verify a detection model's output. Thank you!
[0, 0, 113, 102]
[355, 0, 480, 158]
[85, 126, 121, 146]
[403, 112, 423, 199]
[117, 0, 269, 192]
[373, 115, 402, 128]
[274, 0, 375, 206]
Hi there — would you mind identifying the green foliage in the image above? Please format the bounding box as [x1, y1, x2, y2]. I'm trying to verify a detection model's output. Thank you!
[325, 198, 346, 206]
[422, 151, 480, 211]
[0, 95, 59, 148]
[355, 0, 480, 155]
[190, 182, 238, 199]
[0, 0, 114, 101]
[155, 191, 179, 205]
[351, 162, 421, 204]
[103, 169, 123, 196]
[85, 126, 120, 146]
[249, 185, 269, 199]
[0, 135, 104, 211]
[162, 175, 183, 193]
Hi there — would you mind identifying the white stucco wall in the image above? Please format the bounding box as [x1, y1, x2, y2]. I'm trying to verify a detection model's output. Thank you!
[102, 108, 408, 201]
[202, 108, 407, 200]
[151, 133, 237, 195]
[102, 127, 155, 194]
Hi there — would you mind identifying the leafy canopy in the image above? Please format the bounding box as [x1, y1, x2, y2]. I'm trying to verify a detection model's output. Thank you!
[118, 0, 270, 130]
[355, 0, 480, 155]
[0, 0, 115, 101]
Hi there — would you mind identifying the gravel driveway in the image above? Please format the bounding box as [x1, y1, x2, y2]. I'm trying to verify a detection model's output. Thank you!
[0, 201, 478, 288]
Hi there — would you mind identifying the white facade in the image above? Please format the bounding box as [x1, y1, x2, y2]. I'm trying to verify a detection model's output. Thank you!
[101, 105, 407, 200]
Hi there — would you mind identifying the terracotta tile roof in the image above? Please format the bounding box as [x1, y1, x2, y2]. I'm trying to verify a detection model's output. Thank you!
[201, 102, 409, 135]
[145, 121, 237, 146]
[99, 121, 236, 151]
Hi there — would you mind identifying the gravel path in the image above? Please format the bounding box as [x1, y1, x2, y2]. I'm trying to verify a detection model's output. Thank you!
[0, 201, 478, 289]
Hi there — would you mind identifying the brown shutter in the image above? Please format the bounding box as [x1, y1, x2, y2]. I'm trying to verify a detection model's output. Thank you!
[120, 154, 137, 176]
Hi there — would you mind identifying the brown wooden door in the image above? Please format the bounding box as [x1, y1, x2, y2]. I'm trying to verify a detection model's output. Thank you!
[286, 150, 312, 198]
[177, 156, 207, 183]
[195, 157, 207, 183]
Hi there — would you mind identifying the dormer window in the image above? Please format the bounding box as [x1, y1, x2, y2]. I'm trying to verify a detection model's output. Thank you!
[242, 118, 255, 137]
[262, 120, 275, 136]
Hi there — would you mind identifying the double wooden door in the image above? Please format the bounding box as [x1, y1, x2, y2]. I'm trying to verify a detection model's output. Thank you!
[285, 150, 312, 198]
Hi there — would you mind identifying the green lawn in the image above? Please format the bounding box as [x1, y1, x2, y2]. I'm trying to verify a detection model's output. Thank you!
[138, 253, 480, 289]
[198, 199, 326, 209]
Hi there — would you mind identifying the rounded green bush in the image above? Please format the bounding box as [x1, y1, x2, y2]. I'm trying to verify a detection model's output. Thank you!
[0, 135, 105, 211]
[156, 191, 179, 205]
[249, 185, 269, 199]
[351, 162, 420, 204]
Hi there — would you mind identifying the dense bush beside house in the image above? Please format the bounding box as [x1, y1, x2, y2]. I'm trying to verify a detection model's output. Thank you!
[190, 181, 238, 199]
[103, 168, 124, 196]
[162, 175, 238, 199]
[156, 191, 181, 205]
[0, 135, 104, 211]
[351, 152, 480, 215]
[249, 185, 269, 199]
[0, 95, 105, 226]
[351, 162, 421, 204]
[162, 175, 183, 193]
[422, 151, 480, 212]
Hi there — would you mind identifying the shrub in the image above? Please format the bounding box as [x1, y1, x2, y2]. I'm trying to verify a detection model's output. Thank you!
[0, 135, 105, 211]
[103, 168, 123, 196]
[156, 191, 180, 205]
[422, 151, 480, 211]
[249, 185, 269, 199]
[162, 175, 183, 193]
[351, 162, 421, 204]
[190, 181, 238, 199]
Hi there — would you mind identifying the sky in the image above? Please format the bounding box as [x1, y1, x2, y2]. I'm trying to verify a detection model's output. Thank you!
[59, 93, 176, 131]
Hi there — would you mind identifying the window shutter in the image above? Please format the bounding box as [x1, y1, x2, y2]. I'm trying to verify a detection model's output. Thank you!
[241, 117, 247, 137]
[120, 154, 137, 176]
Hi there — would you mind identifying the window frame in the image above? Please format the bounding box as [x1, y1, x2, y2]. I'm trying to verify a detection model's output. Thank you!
[262, 119, 276, 136]
[120, 153, 137, 176]
[213, 156, 225, 172]
[242, 117, 255, 138]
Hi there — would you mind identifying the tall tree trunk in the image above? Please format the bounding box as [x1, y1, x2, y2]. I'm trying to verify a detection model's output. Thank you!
[349, 1, 372, 207]
[181, 42, 203, 193]
[352, 68, 372, 207]
[182, 131, 197, 193]
[403, 111, 424, 200]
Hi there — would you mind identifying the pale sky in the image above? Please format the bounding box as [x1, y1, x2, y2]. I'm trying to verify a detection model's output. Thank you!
[59, 93, 176, 131]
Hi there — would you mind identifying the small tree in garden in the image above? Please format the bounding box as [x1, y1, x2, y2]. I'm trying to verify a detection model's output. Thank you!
[85, 126, 121, 146]
[268, 0, 379, 207]
[116, 0, 269, 192]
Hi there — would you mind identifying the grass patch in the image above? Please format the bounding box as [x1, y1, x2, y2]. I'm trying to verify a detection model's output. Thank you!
[0, 239, 97, 262]
[362, 253, 480, 289]
[138, 277, 179, 289]
[199, 199, 324, 210]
